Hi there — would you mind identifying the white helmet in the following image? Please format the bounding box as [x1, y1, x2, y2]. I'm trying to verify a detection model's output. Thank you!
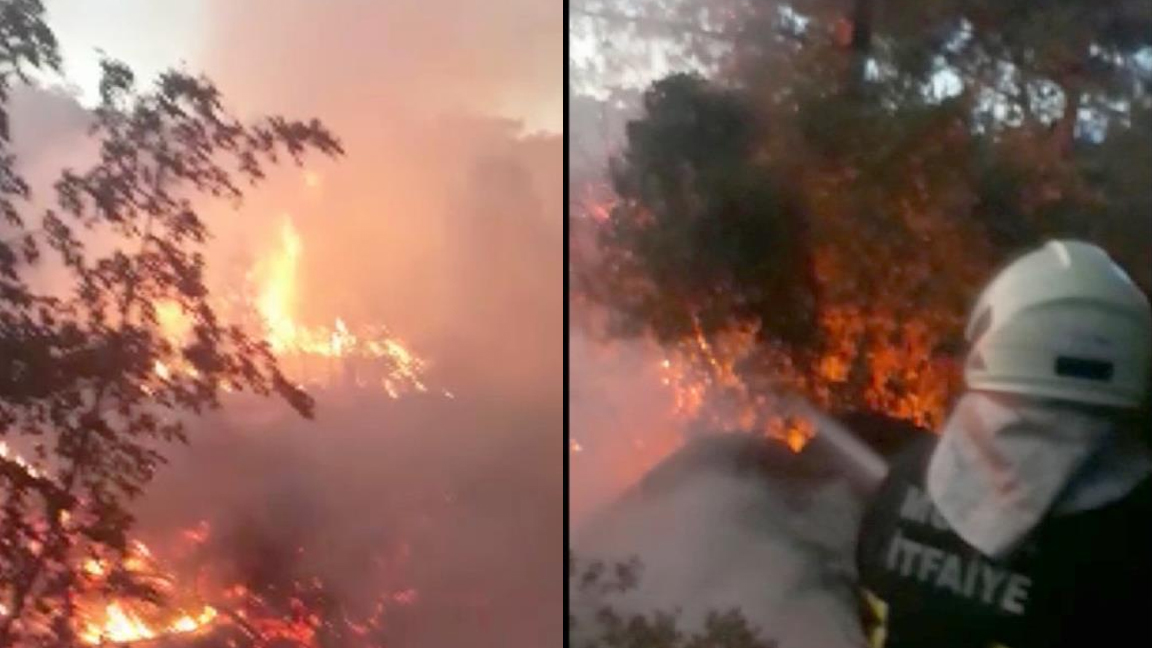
[964, 240, 1151, 409]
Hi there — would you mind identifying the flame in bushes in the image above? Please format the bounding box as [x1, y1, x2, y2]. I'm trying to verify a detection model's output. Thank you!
[79, 602, 218, 645]
[244, 218, 432, 398]
[74, 540, 219, 645]
[573, 196, 958, 506]
[71, 521, 418, 647]
[156, 216, 437, 399]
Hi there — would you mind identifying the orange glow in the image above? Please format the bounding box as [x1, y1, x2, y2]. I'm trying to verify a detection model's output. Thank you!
[155, 300, 192, 343]
[392, 588, 419, 605]
[303, 170, 322, 189]
[80, 603, 157, 645]
[67, 518, 419, 646]
[253, 219, 304, 355]
[767, 417, 815, 454]
[83, 558, 106, 577]
[182, 520, 211, 544]
[170, 607, 218, 633]
[151, 214, 439, 399]
[245, 217, 432, 397]
[79, 602, 217, 645]
[74, 538, 223, 645]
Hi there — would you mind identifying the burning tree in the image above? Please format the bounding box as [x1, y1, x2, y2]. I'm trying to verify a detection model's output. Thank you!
[0, 2, 343, 644]
[573, 0, 1152, 433]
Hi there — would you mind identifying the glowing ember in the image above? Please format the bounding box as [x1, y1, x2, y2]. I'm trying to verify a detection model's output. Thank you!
[64, 515, 430, 648]
[81, 603, 156, 644]
[170, 607, 218, 633]
[79, 602, 217, 645]
[69, 538, 223, 645]
[83, 558, 106, 577]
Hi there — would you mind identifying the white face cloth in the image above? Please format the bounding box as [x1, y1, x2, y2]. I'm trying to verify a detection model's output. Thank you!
[926, 391, 1150, 559]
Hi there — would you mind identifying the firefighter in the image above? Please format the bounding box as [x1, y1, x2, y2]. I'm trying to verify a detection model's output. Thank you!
[855, 240, 1152, 648]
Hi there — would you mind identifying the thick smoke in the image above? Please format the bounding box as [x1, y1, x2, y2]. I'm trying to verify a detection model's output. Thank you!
[190, 0, 563, 395]
[7, 1, 561, 646]
[574, 465, 867, 648]
[153, 3, 560, 645]
[568, 330, 686, 520]
[201, 0, 561, 135]
[138, 387, 561, 647]
[8, 86, 92, 177]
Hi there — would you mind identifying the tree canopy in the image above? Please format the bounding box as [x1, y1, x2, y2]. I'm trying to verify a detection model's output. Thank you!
[575, 0, 1152, 429]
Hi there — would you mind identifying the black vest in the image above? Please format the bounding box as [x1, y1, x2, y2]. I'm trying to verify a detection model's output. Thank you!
[856, 436, 1152, 648]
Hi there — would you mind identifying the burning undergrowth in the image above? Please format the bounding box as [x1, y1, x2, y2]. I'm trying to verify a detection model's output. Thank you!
[60, 177, 559, 647]
[3, 0, 561, 640]
[3, 90, 559, 648]
[44, 382, 553, 648]
[116, 386, 556, 648]
[70, 248, 557, 647]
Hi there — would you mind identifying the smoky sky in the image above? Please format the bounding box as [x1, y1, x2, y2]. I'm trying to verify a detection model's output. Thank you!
[200, 0, 561, 132]
[190, 0, 563, 395]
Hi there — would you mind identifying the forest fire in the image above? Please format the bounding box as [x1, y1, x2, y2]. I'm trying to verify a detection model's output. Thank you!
[79, 602, 218, 645]
[0, 1, 560, 646]
[74, 538, 219, 645]
[68, 514, 423, 647]
[571, 303, 950, 519]
[571, 195, 959, 523]
[155, 216, 438, 400]
[571, 318, 815, 471]
[61, 211, 446, 646]
[244, 218, 434, 399]
[570, 331, 811, 525]
[56, 219, 450, 645]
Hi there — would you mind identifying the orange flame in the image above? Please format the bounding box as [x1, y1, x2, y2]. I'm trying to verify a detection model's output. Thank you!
[246, 218, 432, 397]
[152, 216, 439, 398]
[79, 602, 217, 645]
[253, 219, 304, 355]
